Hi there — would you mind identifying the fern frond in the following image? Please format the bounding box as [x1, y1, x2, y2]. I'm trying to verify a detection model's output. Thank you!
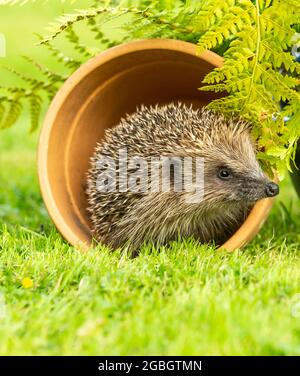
[39, 39, 82, 70]
[261, 41, 300, 73]
[0, 99, 6, 125]
[0, 98, 22, 129]
[41, 4, 199, 45]
[197, 0, 300, 172]
[65, 26, 98, 58]
[21, 56, 66, 83]
[4, 66, 42, 87]
[197, 0, 255, 52]
[41, 6, 135, 44]
[29, 94, 42, 132]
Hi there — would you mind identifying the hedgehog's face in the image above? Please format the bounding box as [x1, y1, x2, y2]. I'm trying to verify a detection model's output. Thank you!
[204, 164, 279, 204]
[201, 135, 279, 206]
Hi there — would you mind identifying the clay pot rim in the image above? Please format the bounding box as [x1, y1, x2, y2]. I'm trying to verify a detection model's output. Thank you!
[38, 38, 274, 251]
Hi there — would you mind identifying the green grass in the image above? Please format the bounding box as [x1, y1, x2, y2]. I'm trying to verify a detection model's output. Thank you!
[1, 1, 300, 356]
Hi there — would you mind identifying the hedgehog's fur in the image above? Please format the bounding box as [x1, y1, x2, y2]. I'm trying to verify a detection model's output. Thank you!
[87, 103, 276, 252]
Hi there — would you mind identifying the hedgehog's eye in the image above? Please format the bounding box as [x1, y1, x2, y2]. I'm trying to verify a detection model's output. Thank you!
[218, 167, 231, 180]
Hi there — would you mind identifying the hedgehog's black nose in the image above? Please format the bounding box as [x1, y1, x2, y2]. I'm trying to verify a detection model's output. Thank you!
[265, 182, 279, 197]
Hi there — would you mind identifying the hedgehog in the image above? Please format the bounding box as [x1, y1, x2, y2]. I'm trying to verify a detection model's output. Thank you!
[86, 103, 279, 252]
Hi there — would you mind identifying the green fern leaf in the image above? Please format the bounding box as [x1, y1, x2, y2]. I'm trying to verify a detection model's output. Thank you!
[0, 99, 22, 130]
[29, 95, 42, 133]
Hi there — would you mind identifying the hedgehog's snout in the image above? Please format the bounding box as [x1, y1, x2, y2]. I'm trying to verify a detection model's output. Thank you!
[243, 179, 279, 202]
[230, 176, 279, 203]
[265, 181, 279, 197]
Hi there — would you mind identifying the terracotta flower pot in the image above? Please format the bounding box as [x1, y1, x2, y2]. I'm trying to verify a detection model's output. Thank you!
[38, 39, 275, 251]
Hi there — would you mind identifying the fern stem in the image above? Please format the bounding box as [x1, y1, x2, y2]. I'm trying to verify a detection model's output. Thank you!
[262, 15, 293, 36]
[41, 6, 195, 44]
[141, 10, 194, 34]
[241, 0, 261, 112]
